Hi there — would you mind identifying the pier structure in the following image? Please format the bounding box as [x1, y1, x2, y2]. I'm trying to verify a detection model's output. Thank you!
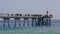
[0, 12, 52, 28]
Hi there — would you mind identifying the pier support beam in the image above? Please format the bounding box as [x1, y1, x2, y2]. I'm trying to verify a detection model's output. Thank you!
[23, 19, 25, 27]
[7, 19, 10, 28]
[38, 18, 42, 26]
[14, 19, 17, 28]
[18, 19, 20, 27]
[14, 18, 20, 28]
[31, 18, 37, 26]
[38, 18, 45, 26]
[41, 18, 44, 26]
[35, 18, 37, 26]
[3, 18, 10, 28]
[23, 18, 29, 27]
[3, 19, 6, 28]
[44, 18, 48, 26]
[27, 19, 29, 27]
[48, 18, 51, 26]
[44, 17, 51, 26]
[31, 18, 34, 26]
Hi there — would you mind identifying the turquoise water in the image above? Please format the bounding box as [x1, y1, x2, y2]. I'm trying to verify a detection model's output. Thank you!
[0, 20, 60, 34]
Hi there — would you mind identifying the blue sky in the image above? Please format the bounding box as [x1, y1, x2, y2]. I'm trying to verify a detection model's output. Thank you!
[0, 0, 60, 19]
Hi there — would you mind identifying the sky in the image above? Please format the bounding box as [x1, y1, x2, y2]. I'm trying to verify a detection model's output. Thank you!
[0, 0, 60, 19]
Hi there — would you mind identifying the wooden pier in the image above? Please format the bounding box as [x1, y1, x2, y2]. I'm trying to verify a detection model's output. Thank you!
[0, 11, 52, 28]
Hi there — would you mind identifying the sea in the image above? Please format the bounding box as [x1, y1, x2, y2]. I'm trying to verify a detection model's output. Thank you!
[0, 19, 60, 34]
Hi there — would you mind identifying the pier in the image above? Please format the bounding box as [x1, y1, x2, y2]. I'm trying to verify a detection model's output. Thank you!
[0, 11, 52, 28]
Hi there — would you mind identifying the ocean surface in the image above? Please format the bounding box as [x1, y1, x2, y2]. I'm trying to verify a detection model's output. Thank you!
[0, 20, 60, 34]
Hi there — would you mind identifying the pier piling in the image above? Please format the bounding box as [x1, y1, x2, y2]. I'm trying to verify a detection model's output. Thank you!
[3, 19, 6, 28]
[31, 18, 35, 26]
[18, 19, 20, 27]
[14, 19, 17, 28]
[23, 18, 25, 27]
[27, 18, 29, 27]
[7, 19, 10, 28]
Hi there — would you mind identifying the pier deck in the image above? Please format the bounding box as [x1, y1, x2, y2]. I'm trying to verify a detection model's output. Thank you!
[0, 15, 52, 18]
